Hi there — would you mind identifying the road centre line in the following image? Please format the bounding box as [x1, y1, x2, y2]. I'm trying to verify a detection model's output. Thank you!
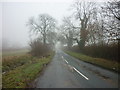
[73, 67, 89, 80]
[62, 56, 64, 59]
[62, 55, 89, 80]
[62, 56, 68, 64]
[64, 59, 68, 64]
[62, 56, 64, 61]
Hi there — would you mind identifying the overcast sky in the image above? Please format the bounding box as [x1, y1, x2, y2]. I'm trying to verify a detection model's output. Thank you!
[0, 0, 107, 48]
[1, 1, 73, 47]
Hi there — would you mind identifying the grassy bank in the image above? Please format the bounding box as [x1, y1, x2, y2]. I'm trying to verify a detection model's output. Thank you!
[66, 51, 120, 73]
[2, 53, 54, 88]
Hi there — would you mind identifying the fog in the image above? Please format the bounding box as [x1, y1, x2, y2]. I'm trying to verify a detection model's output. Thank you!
[1, 1, 73, 49]
[1, 0, 107, 50]
[0, 3, 2, 50]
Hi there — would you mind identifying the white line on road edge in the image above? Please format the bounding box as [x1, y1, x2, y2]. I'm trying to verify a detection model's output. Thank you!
[73, 67, 89, 80]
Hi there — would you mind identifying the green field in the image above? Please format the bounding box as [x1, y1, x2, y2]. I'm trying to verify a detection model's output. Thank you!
[2, 49, 54, 88]
[66, 51, 120, 73]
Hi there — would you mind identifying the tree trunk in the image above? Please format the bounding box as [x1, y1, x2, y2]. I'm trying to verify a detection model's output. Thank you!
[43, 33, 46, 45]
[78, 17, 88, 49]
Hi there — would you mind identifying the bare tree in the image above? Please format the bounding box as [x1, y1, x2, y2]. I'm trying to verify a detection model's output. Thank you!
[105, 0, 120, 21]
[27, 14, 56, 45]
[60, 16, 78, 48]
[102, 0, 120, 43]
[57, 34, 67, 46]
[86, 10, 107, 46]
[72, 1, 96, 48]
[47, 31, 57, 49]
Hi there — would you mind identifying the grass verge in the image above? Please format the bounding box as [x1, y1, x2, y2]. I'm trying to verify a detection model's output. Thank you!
[66, 51, 120, 73]
[3, 54, 33, 73]
[2, 52, 54, 88]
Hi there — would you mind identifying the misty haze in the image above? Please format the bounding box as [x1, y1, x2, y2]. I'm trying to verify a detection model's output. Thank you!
[1, 0, 119, 89]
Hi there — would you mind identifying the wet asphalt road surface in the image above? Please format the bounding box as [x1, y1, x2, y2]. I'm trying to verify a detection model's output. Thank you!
[35, 50, 119, 88]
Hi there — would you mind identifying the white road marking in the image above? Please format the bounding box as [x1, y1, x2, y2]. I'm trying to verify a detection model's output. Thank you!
[62, 56, 64, 61]
[73, 67, 89, 80]
[62, 56, 68, 64]
[62, 55, 89, 80]
[64, 59, 68, 64]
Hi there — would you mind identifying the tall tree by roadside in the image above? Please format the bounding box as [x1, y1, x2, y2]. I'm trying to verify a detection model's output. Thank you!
[72, 1, 96, 49]
[27, 14, 57, 45]
[102, 0, 120, 44]
[106, 0, 120, 21]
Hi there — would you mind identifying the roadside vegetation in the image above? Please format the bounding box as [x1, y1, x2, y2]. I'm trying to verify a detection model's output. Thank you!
[3, 36, 55, 88]
[59, 0, 119, 73]
[3, 13, 57, 88]
[3, 54, 32, 73]
[66, 50, 120, 73]
[68, 43, 119, 62]
[2, 53, 54, 88]
[2, 0, 119, 88]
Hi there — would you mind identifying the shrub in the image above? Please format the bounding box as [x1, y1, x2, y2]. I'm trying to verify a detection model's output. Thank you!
[29, 39, 51, 57]
[69, 42, 119, 62]
[83, 43, 119, 61]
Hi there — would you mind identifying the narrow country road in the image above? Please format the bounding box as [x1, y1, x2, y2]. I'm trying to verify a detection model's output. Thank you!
[35, 49, 119, 88]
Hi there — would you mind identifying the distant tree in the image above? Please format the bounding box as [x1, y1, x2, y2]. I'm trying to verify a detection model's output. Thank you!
[47, 31, 57, 49]
[57, 33, 67, 46]
[60, 16, 78, 48]
[27, 14, 57, 45]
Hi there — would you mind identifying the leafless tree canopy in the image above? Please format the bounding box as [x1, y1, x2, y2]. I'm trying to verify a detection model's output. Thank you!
[27, 14, 57, 45]
[106, 0, 120, 21]
[101, 0, 120, 43]
[60, 17, 77, 48]
[26, 0, 119, 60]
[71, 1, 97, 48]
